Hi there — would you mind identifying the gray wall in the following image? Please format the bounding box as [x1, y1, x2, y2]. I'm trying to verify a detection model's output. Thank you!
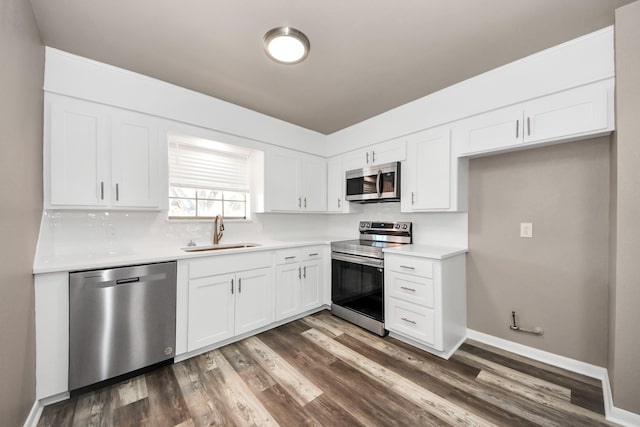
[610, 0, 640, 414]
[467, 137, 610, 367]
[0, 0, 44, 424]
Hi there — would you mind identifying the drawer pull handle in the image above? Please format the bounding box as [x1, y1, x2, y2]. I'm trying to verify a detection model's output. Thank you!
[400, 286, 416, 292]
[401, 317, 417, 325]
[308, 253, 318, 257]
[400, 265, 415, 270]
[285, 256, 296, 260]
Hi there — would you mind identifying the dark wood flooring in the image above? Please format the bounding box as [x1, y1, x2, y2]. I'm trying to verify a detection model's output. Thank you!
[38, 310, 615, 426]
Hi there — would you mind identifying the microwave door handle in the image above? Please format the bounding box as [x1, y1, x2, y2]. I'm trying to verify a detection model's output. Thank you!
[376, 170, 382, 197]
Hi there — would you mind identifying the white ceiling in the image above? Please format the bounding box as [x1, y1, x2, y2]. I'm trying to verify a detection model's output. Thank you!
[30, 0, 632, 135]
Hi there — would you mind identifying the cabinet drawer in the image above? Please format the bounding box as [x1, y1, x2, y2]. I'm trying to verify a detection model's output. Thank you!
[387, 272, 434, 308]
[386, 254, 433, 278]
[276, 246, 322, 265]
[386, 298, 439, 349]
[189, 252, 272, 279]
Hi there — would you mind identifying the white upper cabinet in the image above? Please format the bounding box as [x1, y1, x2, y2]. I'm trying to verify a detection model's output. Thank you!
[522, 82, 610, 144]
[454, 79, 614, 157]
[46, 94, 161, 210]
[401, 127, 467, 212]
[326, 156, 352, 213]
[111, 110, 160, 208]
[300, 157, 327, 211]
[342, 138, 407, 172]
[263, 149, 327, 212]
[49, 96, 110, 207]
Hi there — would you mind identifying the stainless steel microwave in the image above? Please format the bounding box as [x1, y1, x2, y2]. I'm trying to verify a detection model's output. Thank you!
[345, 161, 400, 203]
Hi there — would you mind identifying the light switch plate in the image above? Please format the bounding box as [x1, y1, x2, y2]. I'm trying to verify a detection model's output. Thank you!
[520, 223, 533, 238]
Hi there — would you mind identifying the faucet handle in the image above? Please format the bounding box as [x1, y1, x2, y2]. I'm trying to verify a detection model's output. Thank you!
[187, 239, 196, 247]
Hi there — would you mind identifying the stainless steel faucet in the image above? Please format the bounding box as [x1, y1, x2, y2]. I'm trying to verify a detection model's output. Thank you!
[213, 215, 224, 245]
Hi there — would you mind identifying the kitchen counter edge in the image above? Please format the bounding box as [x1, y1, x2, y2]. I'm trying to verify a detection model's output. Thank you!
[382, 244, 468, 260]
[33, 239, 332, 275]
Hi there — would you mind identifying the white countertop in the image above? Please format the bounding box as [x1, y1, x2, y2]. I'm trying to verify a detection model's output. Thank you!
[33, 238, 332, 274]
[382, 244, 468, 260]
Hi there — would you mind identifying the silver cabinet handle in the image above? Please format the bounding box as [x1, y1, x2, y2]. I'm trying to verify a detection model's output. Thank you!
[285, 256, 296, 260]
[401, 317, 417, 325]
[298, 266, 302, 279]
[527, 116, 531, 136]
[304, 197, 307, 208]
[303, 266, 306, 278]
[231, 278, 234, 294]
[372, 150, 376, 163]
[337, 198, 341, 208]
[366, 152, 369, 164]
[516, 119, 519, 138]
[238, 278, 241, 293]
[411, 192, 415, 205]
[100, 181, 104, 200]
[115, 183, 119, 202]
[308, 253, 318, 257]
[400, 286, 416, 292]
[298, 197, 301, 208]
[400, 265, 415, 270]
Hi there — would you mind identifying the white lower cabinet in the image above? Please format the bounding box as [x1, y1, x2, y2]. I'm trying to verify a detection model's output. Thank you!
[384, 251, 467, 359]
[275, 247, 324, 321]
[184, 252, 273, 353]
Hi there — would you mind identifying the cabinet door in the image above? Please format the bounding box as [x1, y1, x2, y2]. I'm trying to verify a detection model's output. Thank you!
[235, 268, 273, 335]
[300, 260, 322, 311]
[523, 83, 609, 144]
[49, 97, 109, 207]
[275, 264, 301, 321]
[370, 138, 407, 165]
[111, 111, 159, 208]
[403, 129, 451, 211]
[300, 157, 327, 211]
[266, 151, 300, 211]
[326, 157, 344, 213]
[456, 106, 523, 156]
[343, 140, 407, 171]
[187, 273, 235, 351]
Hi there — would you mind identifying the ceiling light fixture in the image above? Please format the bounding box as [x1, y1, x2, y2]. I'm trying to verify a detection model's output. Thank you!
[263, 27, 310, 64]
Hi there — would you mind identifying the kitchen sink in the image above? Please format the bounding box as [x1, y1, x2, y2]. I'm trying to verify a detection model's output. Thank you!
[181, 243, 261, 252]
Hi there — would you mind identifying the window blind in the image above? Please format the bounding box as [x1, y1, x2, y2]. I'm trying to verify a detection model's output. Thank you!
[168, 142, 249, 192]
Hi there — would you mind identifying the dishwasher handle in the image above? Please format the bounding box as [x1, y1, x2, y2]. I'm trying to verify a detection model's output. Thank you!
[116, 277, 140, 285]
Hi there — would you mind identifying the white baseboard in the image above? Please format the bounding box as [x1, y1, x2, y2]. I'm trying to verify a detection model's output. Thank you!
[466, 329, 640, 427]
[23, 400, 43, 427]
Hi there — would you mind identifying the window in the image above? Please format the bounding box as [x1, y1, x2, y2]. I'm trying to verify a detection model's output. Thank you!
[168, 139, 250, 219]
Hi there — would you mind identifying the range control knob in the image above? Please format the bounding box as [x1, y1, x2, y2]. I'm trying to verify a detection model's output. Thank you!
[395, 224, 400, 229]
[402, 224, 408, 229]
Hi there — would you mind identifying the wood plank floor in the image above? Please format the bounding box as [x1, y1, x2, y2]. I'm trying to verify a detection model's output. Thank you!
[39, 310, 615, 427]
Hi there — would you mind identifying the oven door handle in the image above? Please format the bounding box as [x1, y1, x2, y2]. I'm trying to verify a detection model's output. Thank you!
[331, 252, 384, 268]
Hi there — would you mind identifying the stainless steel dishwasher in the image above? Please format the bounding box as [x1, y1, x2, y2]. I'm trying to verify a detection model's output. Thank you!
[69, 261, 177, 391]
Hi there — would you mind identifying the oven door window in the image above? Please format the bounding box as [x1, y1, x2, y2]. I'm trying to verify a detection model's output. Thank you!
[331, 258, 384, 322]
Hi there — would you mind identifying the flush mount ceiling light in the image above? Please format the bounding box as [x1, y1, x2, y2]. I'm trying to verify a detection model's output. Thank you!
[263, 27, 310, 64]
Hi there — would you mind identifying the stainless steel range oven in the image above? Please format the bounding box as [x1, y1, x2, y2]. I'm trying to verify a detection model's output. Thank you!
[331, 221, 412, 335]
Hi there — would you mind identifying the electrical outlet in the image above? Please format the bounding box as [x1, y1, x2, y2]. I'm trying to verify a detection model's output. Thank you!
[520, 222, 533, 238]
